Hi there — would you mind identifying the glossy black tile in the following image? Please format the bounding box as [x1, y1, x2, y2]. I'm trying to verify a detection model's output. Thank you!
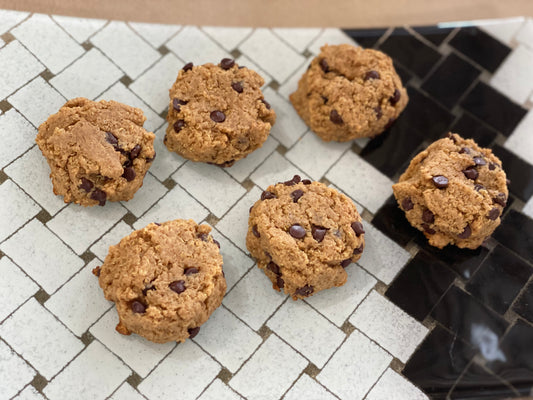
[493, 210, 533, 264]
[449, 363, 518, 400]
[513, 281, 533, 324]
[466, 245, 533, 315]
[450, 112, 498, 148]
[461, 82, 527, 137]
[342, 28, 387, 48]
[422, 52, 481, 109]
[413, 26, 454, 46]
[379, 28, 442, 78]
[422, 244, 490, 280]
[393, 61, 413, 84]
[449, 27, 511, 73]
[386, 250, 456, 321]
[491, 145, 533, 202]
[371, 195, 419, 246]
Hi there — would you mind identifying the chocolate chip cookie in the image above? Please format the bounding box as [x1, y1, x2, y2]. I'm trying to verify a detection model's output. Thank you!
[96, 219, 226, 343]
[36, 98, 156, 207]
[246, 176, 365, 300]
[392, 133, 509, 249]
[164, 59, 276, 166]
[290, 44, 408, 142]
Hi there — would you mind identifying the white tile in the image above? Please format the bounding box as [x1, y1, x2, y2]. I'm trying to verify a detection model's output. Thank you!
[267, 300, 345, 368]
[490, 45, 533, 105]
[0, 41, 44, 100]
[0, 339, 35, 399]
[166, 26, 230, 65]
[195, 306, 262, 373]
[90, 308, 175, 378]
[97, 81, 164, 132]
[225, 135, 279, 182]
[173, 162, 246, 218]
[326, 151, 393, 214]
[46, 202, 127, 255]
[138, 340, 220, 400]
[149, 124, 187, 181]
[278, 56, 312, 100]
[91, 21, 160, 79]
[216, 186, 262, 252]
[109, 382, 146, 400]
[0, 9, 29, 35]
[523, 195, 533, 220]
[5, 146, 66, 216]
[239, 29, 306, 83]
[0, 180, 40, 242]
[366, 368, 428, 400]
[0, 298, 83, 380]
[52, 15, 107, 43]
[90, 221, 133, 261]
[350, 291, 428, 363]
[480, 17, 525, 45]
[308, 28, 358, 55]
[203, 27, 253, 51]
[516, 18, 533, 49]
[129, 21, 181, 48]
[229, 335, 307, 400]
[0, 109, 36, 169]
[14, 385, 47, 400]
[223, 267, 287, 330]
[305, 264, 376, 327]
[199, 379, 243, 400]
[273, 28, 322, 53]
[264, 87, 308, 148]
[12, 14, 84, 74]
[285, 131, 350, 180]
[250, 151, 306, 190]
[505, 107, 533, 165]
[0, 257, 38, 323]
[132, 184, 208, 229]
[43, 341, 130, 400]
[284, 374, 337, 400]
[235, 54, 272, 88]
[45, 259, 112, 336]
[122, 173, 167, 217]
[50, 48, 122, 100]
[0, 37, 4, 48]
[317, 329, 392, 400]
[130, 52, 183, 114]
[8, 76, 66, 128]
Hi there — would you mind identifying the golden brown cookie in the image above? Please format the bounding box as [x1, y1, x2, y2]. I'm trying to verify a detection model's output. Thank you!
[392, 133, 509, 249]
[164, 59, 276, 166]
[290, 44, 408, 142]
[36, 97, 156, 207]
[246, 176, 365, 300]
[97, 219, 226, 344]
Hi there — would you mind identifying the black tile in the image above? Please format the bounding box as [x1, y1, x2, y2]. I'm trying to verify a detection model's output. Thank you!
[422, 244, 490, 280]
[342, 28, 387, 48]
[461, 82, 527, 137]
[449, 363, 518, 400]
[379, 28, 442, 78]
[513, 281, 533, 324]
[402, 325, 476, 397]
[450, 112, 498, 148]
[431, 286, 509, 347]
[466, 245, 533, 315]
[493, 210, 533, 263]
[422, 53, 481, 109]
[386, 250, 456, 321]
[449, 27, 511, 73]
[413, 26, 454, 46]
[393, 61, 413, 84]
[371, 195, 419, 246]
[491, 145, 533, 202]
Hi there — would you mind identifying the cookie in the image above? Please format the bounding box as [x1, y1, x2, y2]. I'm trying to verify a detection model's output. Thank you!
[246, 176, 365, 300]
[36, 97, 156, 207]
[290, 44, 408, 142]
[164, 59, 276, 166]
[96, 219, 226, 343]
[392, 133, 508, 249]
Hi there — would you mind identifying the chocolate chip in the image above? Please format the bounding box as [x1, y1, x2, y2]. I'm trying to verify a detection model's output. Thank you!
[474, 184, 485, 191]
[493, 193, 507, 207]
[213, 239, 220, 249]
[261, 190, 276, 200]
[90, 188, 107, 206]
[421, 223, 436, 234]
[198, 233, 208, 241]
[174, 119, 185, 133]
[210, 110, 226, 123]
[92, 266, 101, 277]
[353, 244, 364, 255]
[374, 106, 383, 119]
[220, 58, 235, 70]
[79, 177, 94, 192]
[188, 327, 200, 338]
[489, 163, 497, 171]
[173, 98, 183, 112]
[276, 276, 284, 289]
[295, 285, 314, 297]
[458, 224, 471, 239]
[122, 166, 136, 182]
[312, 226, 327, 242]
[231, 81, 244, 93]
[319, 58, 329, 73]
[463, 167, 478, 180]
[249, 206, 253, 214]
[446, 132, 457, 142]
[142, 285, 156, 296]
[184, 267, 199, 275]
[422, 209, 435, 224]
[154, 222, 161, 226]
[330, 109, 343, 125]
[473, 157, 486, 166]
[284, 175, 301, 186]
[432, 175, 449, 189]
[351, 221, 365, 236]
[389, 89, 401, 105]
[169, 280, 186, 294]
[341, 258, 352, 268]
[261, 99, 271, 109]
[265, 251, 271, 260]
[252, 224, 260, 238]
[321, 95, 328, 104]
[289, 224, 306, 239]
[131, 301, 146, 313]
[401, 197, 414, 211]
[123, 158, 133, 168]
[182, 62, 193, 72]
[105, 131, 119, 148]
[291, 189, 304, 203]
[364, 70, 380, 80]
[302, 179, 312, 185]
[267, 262, 280, 275]
[130, 145, 141, 159]
[459, 147, 471, 154]
[488, 207, 500, 220]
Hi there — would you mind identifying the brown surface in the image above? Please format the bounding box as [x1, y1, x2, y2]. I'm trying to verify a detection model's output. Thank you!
[1, 0, 531, 27]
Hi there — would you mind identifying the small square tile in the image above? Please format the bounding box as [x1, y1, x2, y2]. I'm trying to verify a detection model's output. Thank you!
[121, 173, 167, 217]
[199, 379, 243, 400]
[505, 108, 533, 166]
[166, 25, 230, 65]
[128, 21, 181, 48]
[202, 27, 253, 51]
[229, 335, 307, 400]
[490, 45, 533, 105]
[149, 124, 187, 181]
[450, 112, 498, 148]
[0, 9, 29, 35]
[109, 382, 146, 400]
[0, 109, 36, 169]
[14, 385, 47, 400]
[0, 257, 38, 323]
[90, 221, 133, 261]
[43, 341, 130, 400]
[89, 308, 175, 378]
[267, 300, 345, 368]
[234, 54, 272, 88]
[0, 298, 84, 379]
[45, 259, 112, 336]
[272, 28, 322, 53]
[317, 329, 392, 400]
[138, 340, 220, 400]
[492, 145, 533, 201]
[225, 135, 278, 183]
[0, 179, 40, 242]
[50, 48, 122, 100]
[307, 28, 358, 55]
[250, 151, 306, 191]
[366, 368, 428, 400]
[284, 374, 337, 400]
[494, 211, 533, 264]
[513, 280, 533, 324]
[0, 339, 35, 399]
[277, 56, 312, 100]
[52, 15, 107, 43]
[481, 17, 526, 45]
[343, 28, 388, 48]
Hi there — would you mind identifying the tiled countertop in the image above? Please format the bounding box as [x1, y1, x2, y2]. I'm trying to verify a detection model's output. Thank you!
[1, 10, 533, 400]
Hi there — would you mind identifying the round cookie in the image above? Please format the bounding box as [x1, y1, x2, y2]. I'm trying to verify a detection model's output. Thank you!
[246, 176, 365, 300]
[36, 98, 156, 207]
[392, 133, 508, 249]
[96, 219, 226, 343]
[164, 59, 276, 166]
[290, 44, 408, 142]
